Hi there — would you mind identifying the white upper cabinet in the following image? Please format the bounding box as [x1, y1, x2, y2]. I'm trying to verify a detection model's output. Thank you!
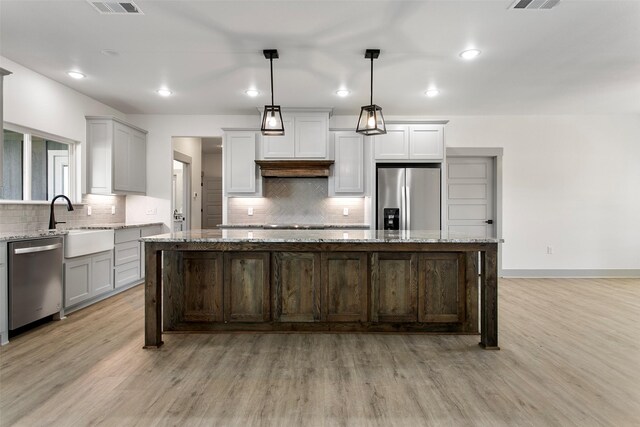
[261, 111, 329, 159]
[408, 125, 444, 160]
[224, 131, 261, 196]
[331, 132, 364, 195]
[262, 116, 295, 158]
[294, 115, 328, 158]
[374, 124, 444, 161]
[86, 116, 147, 195]
[373, 125, 409, 160]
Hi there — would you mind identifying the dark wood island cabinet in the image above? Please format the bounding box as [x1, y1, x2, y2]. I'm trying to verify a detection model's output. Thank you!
[142, 229, 501, 350]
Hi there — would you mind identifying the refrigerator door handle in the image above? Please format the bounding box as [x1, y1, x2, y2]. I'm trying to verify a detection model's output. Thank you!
[406, 186, 411, 230]
[401, 186, 406, 230]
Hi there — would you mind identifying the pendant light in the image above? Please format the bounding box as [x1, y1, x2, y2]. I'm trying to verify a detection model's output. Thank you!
[261, 49, 285, 136]
[356, 49, 386, 135]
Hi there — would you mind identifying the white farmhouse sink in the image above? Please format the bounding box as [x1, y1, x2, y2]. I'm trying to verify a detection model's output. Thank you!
[65, 229, 114, 258]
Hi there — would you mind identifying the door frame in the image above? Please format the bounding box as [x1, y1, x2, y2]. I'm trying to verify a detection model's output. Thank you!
[47, 149, 69, 200]
[172, 151, 192, 231]
[446, 147, 503, 275]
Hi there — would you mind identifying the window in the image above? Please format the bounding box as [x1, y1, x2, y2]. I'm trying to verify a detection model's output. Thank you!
[1, 129, 23, 200]
[1, 125, 77, 202]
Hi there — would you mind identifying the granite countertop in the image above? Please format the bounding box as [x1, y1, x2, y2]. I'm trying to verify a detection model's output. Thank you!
[0, 230, 68, 242]
[218, 224, 370, 230]
[79, 222, 164, 230]
[142, 229, 503, 244]
[0, 222, 164, 242]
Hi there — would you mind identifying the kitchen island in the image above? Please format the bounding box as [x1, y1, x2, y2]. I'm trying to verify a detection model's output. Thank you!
[142, 229, 501, 350]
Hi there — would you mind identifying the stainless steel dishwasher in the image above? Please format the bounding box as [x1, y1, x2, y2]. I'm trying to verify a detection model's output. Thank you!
[8, 237, 63, 330]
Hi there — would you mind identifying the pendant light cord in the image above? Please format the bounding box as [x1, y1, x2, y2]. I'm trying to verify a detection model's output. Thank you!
[370, 56, 374, 106]
[270, 56, 275, 106]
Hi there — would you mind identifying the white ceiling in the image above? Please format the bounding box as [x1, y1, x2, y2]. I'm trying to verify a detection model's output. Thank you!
[1, 0, 639, 116]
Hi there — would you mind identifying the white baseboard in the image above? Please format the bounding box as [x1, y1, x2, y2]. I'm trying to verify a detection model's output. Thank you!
[501, 269, 640, 278]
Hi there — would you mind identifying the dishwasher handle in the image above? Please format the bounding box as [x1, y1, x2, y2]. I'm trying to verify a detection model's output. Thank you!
[14, 243, 62, 255]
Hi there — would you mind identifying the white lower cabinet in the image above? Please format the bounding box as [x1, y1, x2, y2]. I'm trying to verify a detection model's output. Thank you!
[63, 225, 163, 312]
[64, 250, 114, 308]
[113, 225, 162, 289]
[114, 228, 142, 288]
[115, 261, 140, 289]
[91, 252, 114, 295]
[114, 240, 139, 265]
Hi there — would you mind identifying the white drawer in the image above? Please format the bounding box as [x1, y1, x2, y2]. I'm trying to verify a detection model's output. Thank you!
[115, 260, 141, 288]
[115, 228, 141, 244]
[114, 240, 139, 266]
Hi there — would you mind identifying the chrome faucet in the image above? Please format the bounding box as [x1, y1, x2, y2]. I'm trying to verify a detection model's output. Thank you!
[48, 194, 74, 230]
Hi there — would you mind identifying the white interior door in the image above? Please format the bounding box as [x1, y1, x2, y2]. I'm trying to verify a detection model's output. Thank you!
[446, 157, 495, 237]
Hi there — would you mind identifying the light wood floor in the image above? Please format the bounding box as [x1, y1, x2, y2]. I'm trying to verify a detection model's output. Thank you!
[1, 278, 639, 426]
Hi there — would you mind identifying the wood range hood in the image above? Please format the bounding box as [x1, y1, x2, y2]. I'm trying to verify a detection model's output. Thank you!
[255, 160, 334, 178]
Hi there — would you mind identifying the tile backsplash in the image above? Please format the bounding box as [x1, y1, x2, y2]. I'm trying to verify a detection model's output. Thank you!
[227, 178, 365, 225]
[0, 194, 125, 233]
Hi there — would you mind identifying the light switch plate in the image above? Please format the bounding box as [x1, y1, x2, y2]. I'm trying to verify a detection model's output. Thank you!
[343, 208, 349, 216]
[248, 207, 254, 216]
[111, 205, 116, 215]
[87, 206, 92, 216]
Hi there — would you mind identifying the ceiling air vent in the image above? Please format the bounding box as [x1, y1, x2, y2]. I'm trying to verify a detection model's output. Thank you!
[88, 1, 143, 14]
[510, 0, 560, 9]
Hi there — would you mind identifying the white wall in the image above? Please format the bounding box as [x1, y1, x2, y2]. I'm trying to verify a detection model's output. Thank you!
[1, 56, 125, 141]
[124, 114, 259, 228]
[1, 56, 126, 195]
[333, 114, 640, 272]
[446, 115, 640, 272]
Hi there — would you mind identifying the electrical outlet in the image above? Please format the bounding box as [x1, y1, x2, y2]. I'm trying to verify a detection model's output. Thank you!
[546, 246, 553, 255]
[87, 205, 92, 216]
[343, 208, 349, 216]
[248, 207, 254, 216]
[111, 205, 116, 215]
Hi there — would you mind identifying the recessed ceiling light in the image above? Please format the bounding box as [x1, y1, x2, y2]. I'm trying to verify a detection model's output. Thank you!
[459, 49, 481, 60]
[67, 71, 85, 79]
[156, 88, 172, 97]
[425, 89, 440, 98]
[245, 89, 260, 97]
[336, 89, 350, 97]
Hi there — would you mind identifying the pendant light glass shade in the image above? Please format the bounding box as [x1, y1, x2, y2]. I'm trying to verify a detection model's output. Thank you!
[356, 49, 386, 135]
[261, 105, 284, 135]
[356, 104, 386, 135]
[261, 49, 285, 136]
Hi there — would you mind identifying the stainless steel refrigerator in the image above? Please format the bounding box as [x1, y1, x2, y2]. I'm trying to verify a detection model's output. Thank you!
[377, 165, 441, 230]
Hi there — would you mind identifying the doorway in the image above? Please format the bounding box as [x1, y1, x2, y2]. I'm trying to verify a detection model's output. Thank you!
[172, 152, 192, 232]
[446, 147, 503, 273]
[201, 137, 223, 229]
